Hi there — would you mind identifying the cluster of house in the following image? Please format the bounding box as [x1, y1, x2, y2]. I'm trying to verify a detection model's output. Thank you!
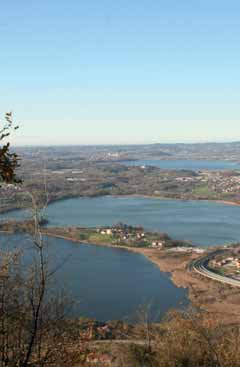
[96, 225, 208, 252]
[97, 224, 166, 248]
[173, 170, 240, 196]
[97, 224, 146, 242]
[204, 171, 240, 194]
[212, 256, 240, 269]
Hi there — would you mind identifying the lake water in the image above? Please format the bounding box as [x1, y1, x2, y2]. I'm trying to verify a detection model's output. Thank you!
[2, 159, 240, 321]
[2, 196, 240, 246]
[2, 195, 240, 320]
[120, 159, 240, 171]
[0, 233, 187, 321]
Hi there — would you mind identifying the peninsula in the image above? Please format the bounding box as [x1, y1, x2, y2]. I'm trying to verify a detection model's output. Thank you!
[1, 219, 240, 325]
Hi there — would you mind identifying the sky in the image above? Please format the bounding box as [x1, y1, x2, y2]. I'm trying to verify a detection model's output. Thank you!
[1, 0, 240, 145]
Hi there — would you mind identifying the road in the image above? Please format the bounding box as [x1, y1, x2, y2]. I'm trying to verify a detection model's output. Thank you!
[191, 252, 240, 288]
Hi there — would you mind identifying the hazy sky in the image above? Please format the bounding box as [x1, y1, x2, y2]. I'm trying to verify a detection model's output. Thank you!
[1, 1, 240, 145]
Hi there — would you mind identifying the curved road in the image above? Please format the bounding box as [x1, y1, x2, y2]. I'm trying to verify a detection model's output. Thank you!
[191, 252, 240, 288]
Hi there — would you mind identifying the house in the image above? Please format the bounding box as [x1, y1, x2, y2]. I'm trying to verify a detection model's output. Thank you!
[100, 228, 112, 235]
[193, 248, 205, 254]
[152, 241, 163, 248]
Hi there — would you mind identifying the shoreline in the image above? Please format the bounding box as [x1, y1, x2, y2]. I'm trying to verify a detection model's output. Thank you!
[43, 231, 157, 257]
[1, 194, 240, 216]
[43, 231, 240, 324]
[2, 227, 239, 324]
[121, 194, 240, 207]
[43, 230, 193, 292]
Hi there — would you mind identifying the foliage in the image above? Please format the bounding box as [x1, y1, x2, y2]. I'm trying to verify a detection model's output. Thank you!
[0, 228, 87, 366]
[0, 112, 21, 184]
[119, 309, 240, 367]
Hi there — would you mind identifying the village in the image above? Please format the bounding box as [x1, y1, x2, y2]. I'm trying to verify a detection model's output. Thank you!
[209, 247, 240, 280]
[96, 223, 166, 248]
[96, 223, 205, 253]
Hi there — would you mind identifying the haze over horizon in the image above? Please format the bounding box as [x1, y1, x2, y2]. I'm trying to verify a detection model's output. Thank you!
[1, 1, 240, 145]
[12, 139, 240, 148]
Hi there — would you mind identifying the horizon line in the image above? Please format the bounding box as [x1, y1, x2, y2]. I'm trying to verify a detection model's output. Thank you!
[12, 140, 240, 148]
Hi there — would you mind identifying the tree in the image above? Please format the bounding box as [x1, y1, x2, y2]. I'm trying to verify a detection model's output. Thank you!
[0, 112, 21, 184]
[0, 116, 83, 366]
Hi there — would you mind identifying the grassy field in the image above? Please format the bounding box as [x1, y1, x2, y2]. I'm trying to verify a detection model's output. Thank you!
[192, 185, 216, 197]
[88, 233, 115, 243]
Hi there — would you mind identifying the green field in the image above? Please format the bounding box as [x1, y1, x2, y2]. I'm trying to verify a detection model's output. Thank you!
[192, 185, 215, 197]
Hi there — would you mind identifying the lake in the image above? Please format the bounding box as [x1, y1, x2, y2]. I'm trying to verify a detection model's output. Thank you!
[120, 159, 240, 171]
[0, 232, 187, 321]
[1, 195, 240, 320]
[2, 196, 240, 246]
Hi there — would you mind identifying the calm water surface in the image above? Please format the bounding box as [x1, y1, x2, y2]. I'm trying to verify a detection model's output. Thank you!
[2, 196, 240, 246]
[2, 195, 240, 320]
[0, 233, 187, 321]
[120, 159, 240, 171]
[2, 161, 240, 320]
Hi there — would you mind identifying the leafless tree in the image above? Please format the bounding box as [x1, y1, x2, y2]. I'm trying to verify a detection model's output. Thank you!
[0, 118, 83, 366]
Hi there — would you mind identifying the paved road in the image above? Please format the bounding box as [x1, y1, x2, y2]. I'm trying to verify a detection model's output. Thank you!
[192, 252, 240, 288]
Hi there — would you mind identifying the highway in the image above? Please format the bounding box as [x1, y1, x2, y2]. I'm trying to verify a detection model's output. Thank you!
[191, 252, 240, 288]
